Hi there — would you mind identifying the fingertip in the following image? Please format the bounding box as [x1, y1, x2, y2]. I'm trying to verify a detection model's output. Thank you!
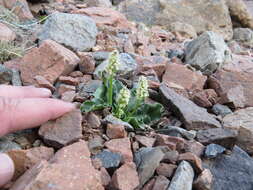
[0, 154, 14, 187]
[38, 88, 52, 98]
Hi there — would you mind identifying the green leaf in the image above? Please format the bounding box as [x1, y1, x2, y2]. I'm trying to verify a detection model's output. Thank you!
[80, 100, 108, 113]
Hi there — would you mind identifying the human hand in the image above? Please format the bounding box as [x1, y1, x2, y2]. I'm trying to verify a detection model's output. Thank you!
[0, 85, 75, 187]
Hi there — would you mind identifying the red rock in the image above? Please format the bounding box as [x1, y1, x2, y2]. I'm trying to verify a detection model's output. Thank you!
[61, 91, 76, 102]
[193, 169, 213, 190]
[142, 178, 156, 190]
[223, 54, 253, 74]
[106, 124, 127, 139]
[152, 175, 170, 190]
[162, 150, 179, 164]
[156, 163, 177, 178]
[58, 84, 76, 95]
[34, 75, 55, 92]
[137, 56, 168, 78]
[208, 69, 253, 108]
[69, 71, 83, 77]
[104, 138, 133, 163]
[178, 152, 203, 174]
[155, 134, 185, 151]
[39, 109, 83, 148]
[100, 167, 111, 187]
[162, 63, 207, 93]
[192, 89, 218, 108]
[14, 40, 79, 85]
[111, 162, 139, 190]
[92, 158, 103, 170]
[58, 76, 79, 86]
[10, 141, 104, 190]
[73, 7, 134, 30]
[135, 135, 155, 147]
[0, 23, 16, 42]
[77, 52, 96, 74]
[0, 0, 33, 20]
[7, 146, 54, 180]
[77, 74, 92, 84]
[184, 140, 205, 157]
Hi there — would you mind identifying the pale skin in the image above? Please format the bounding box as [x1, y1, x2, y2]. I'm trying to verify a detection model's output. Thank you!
[0, 85, 75, 187]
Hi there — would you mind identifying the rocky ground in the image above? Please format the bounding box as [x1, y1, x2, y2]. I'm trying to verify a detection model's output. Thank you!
[1, 0, 253, 190]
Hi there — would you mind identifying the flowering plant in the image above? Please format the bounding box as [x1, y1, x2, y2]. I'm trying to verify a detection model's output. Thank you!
[80, 50, 164, 129]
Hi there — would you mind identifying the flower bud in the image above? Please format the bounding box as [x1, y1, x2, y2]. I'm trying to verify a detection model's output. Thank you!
[136, 76, 149, 101]
[117, 87, 130, 109]
[106, 50, 119, 76]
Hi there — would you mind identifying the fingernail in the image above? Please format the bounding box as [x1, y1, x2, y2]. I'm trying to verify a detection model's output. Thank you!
[0, 154, 14, 187]
[40, 88, 52, 97]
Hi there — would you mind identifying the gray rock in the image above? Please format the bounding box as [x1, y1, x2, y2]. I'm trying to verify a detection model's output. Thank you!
[223, 107, 253, 154]
[118, 0, 232, 40]
[233, 28, 253, 47]
[196, 128, 237, 149]
[204, 144, 226, 159]
[38, 13, 97, 51]
[103, 114, 134, 131]
[185, 31, 232, 75]
[160, 84, 222, 130]
[156, 126, 196, 140]
[168, 161, 194, 190]
[94, 53, 137, 79]
[204, 146, 253, 190]
[78, 80, 102, 97]
[0, 64, 12, 84]
[134, 147, 164, 187]
[11, 69, 22, 86]
[212, 104, 232, 117]
[0, 138, 21, 153]
[92, 150, 122, 169]
[93, 51, 110, 66]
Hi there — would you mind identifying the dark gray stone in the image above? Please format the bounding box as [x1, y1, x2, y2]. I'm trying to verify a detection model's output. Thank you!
[92, 150, 122, 169]
[185, 31, 232, 75]
[0, 64, 12, 84]
[160, 84, 222, 130]
[38, 13, 97, 51]
[168, 161, 194, 190]
[204, 146, 253, 190]
[196, 128, 238, 149]
[134, 147, 164, 187]
[204, 144, 226, 159]
[212, 104, 232, 117]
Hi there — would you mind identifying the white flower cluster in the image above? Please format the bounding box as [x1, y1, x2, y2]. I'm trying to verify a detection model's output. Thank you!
[106, 50, 119, 76]
[136, 76, 149, 101]
[116, 87, 130, 117]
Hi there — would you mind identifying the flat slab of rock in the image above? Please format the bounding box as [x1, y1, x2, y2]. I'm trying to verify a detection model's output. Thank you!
[38, 13, 97, 51]
[223, 107, 253, 154]
[5, 40, 79, 85]
[185, 31, 232, 75]
[39, 109, 83, 148]
[162, 63, 207, 93]
[160, 84, 222, 130]
[168, 161, 194, 190]
[196, 128, 237, 149]
[10, 141, 104, 190]
[134, 147, 165, 187]
[208, 69, 253, 108]
[204, 146, 253, 190]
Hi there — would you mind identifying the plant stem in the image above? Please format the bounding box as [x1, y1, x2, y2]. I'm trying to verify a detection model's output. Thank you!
[108, 75, 113, 106]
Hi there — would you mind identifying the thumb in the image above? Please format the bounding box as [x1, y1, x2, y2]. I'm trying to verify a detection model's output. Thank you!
[0, 153, 14, 187]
